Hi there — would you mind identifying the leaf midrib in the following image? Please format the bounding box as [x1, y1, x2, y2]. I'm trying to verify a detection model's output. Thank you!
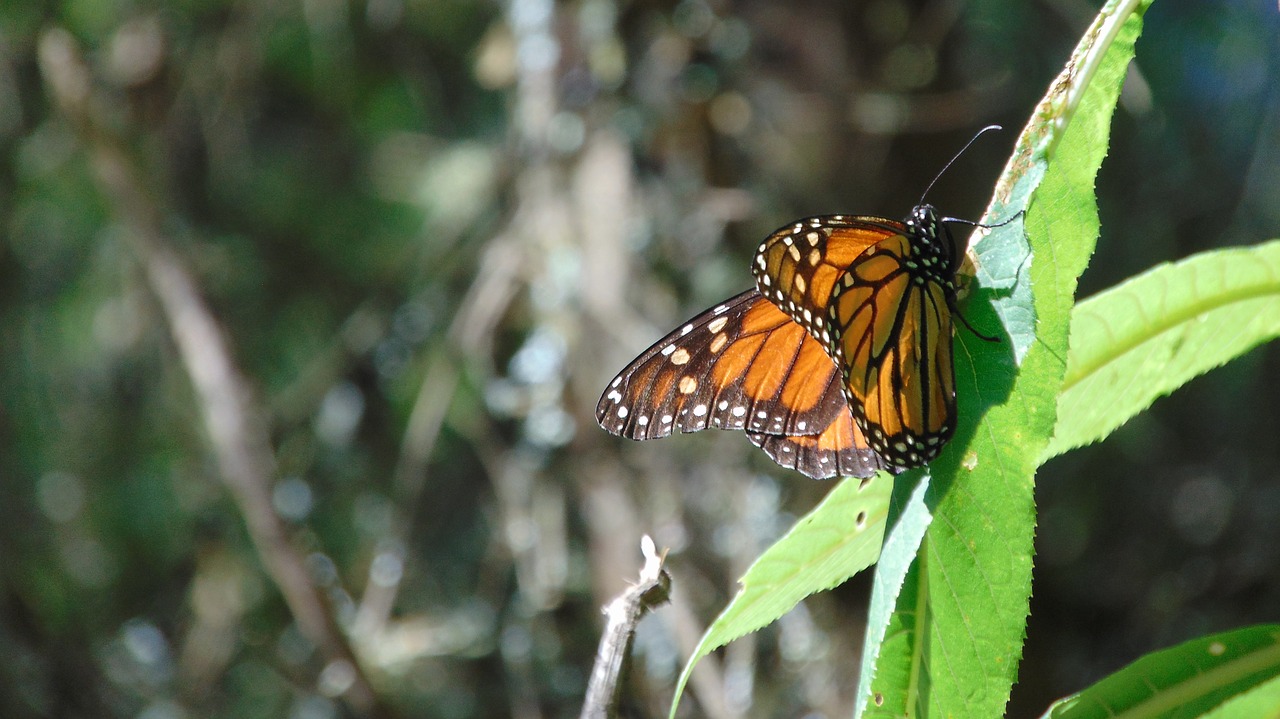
[1061, 267, 1280, 391]
[1110, 638, 1280, 719]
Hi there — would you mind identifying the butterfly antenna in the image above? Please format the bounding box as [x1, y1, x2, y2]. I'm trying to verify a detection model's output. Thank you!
[939, 210, 1024, 229]
[917, 124, 1003, 206]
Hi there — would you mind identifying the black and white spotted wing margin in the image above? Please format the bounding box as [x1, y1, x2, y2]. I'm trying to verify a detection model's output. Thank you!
[596, 289, 848, 444]
[746, 411, 885, 480]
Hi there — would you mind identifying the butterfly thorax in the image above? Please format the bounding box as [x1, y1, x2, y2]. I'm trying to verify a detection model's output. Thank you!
[900, 204, 959, 296]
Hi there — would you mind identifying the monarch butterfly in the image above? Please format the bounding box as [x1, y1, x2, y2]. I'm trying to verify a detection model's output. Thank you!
[597, 131, 1003, 479]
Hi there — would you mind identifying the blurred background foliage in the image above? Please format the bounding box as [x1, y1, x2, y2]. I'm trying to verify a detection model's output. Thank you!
[1, 0, 1277, 717]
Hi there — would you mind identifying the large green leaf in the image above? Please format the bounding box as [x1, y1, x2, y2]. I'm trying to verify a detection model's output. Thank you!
[853, 470, 933, 717]
[1045, 240, 1280, 459]
[1041, 625, 1280, 719]
[856, 0, 1153, 716]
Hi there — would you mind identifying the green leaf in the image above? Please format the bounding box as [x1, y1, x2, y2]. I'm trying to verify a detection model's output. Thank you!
[669, 471, 894, 716]
[1045, 240, 1280, 459]
[1201, 674, 1280, 719]
[1041, 625, 1280, 719]
[853, 472, 933, 717]
[856, 0, 1153, 716]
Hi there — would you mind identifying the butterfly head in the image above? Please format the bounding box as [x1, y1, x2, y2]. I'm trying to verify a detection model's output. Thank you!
[907, 204, 939, 235]
[903, 204, 958, 284]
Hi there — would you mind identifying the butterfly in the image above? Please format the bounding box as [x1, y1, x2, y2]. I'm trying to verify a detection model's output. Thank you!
[597, 131, 1003, 479]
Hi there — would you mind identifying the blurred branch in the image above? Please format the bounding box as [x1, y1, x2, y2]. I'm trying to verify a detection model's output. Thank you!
[352, 228, 526, 641]
[270, 302, 387, 426]
[37, 27, 387, 718]
[355, 0, 581, 643]
[580, 536, 671, 719]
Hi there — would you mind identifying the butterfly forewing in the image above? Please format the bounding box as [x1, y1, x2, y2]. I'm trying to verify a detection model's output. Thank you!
[753, 216, 905, 351]
[597, 289, 852, 445]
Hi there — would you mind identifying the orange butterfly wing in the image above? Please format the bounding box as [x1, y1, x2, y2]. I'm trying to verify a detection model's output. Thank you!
[596, 289, 883, 479]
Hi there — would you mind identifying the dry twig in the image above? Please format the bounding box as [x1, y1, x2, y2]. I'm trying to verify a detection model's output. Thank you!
[580, 536, 672, 719]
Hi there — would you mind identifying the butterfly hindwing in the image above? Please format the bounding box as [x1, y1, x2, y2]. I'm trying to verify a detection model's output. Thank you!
[746, 409, 883, 480]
